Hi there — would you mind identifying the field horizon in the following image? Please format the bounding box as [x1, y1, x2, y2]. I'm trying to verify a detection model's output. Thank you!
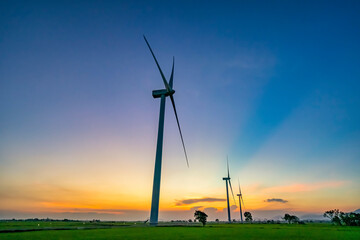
[2, 208, 359, 223]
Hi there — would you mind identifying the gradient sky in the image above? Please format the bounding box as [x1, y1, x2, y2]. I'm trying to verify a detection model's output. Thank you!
[1, 0, 360, 221]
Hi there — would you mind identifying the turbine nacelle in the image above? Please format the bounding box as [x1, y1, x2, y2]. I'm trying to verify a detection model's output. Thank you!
[222, 177, 230, 180]
[152, 89, 175, 98]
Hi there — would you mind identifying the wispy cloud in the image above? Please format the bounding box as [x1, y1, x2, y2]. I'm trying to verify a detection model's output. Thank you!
[175, 197, 225, 206]
[264, 198, 288, 203]
[190, 206, 203, 211]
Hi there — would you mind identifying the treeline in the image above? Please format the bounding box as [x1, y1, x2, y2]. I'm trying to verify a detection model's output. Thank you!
[324, 209, 360, 226]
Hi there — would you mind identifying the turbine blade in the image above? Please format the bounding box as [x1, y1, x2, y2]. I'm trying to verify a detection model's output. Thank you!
[238, 178, 245, 207]
[143, 35, 171, 91]
[170, 95, 189, 167]
[228, 180, 236, 207]
[241, 195, 245, 208]
[227, 156, 230, 178]
[169, 57, 174, 89]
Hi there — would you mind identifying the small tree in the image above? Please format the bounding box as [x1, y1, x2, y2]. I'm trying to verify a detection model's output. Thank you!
[244, 212, 253, 222]
[324, 209, 343, 225]
[283, 214, 299, 224]
[340, 212, 360, 226]
[284, 214, 291, 224]
[215, 219, 219, 223]
[194, 210, 208, 226]
[291, 215, 299, 224]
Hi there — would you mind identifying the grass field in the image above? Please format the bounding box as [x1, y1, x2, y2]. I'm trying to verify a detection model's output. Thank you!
[1, 221, 359, 239]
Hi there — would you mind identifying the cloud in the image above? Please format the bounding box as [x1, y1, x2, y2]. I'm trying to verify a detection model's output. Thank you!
[189, 206, 203, 211]
[203, 207, 219, 213]
[264, 198, 288, 203]
[219, 205, 238, 214]
[175, 197, 226, 206]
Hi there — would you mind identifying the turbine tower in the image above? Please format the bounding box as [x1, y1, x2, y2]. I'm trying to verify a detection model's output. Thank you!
[237, 179, 245, 223]
[222, 157, 236, 223]
[144, 36, 189, 226]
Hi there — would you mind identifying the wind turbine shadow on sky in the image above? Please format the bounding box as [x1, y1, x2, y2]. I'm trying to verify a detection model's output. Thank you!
[143, 35, 189, 226]
[222, 157, 237, 223]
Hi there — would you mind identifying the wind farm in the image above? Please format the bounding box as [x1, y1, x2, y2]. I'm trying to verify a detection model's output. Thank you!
[1, 1, 360, 239]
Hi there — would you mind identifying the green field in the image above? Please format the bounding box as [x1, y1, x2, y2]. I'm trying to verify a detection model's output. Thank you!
[1, 221, 359, 239]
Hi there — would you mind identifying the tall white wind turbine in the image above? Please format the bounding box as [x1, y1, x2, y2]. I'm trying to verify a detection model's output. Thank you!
[144, 36, 189, 226]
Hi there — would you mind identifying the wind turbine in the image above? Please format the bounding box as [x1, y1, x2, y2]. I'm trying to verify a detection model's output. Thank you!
[237, 178, 245, 223]
[222, 157, 236, 223]
[144, 36, 189, 226]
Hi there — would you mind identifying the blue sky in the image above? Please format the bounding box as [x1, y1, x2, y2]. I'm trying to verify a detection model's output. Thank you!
[0, 0, 359, 220]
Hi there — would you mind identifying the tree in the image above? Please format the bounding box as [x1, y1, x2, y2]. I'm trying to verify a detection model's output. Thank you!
[293, 216, 299, 223]
[244, 212, 253, 222]
[194, 210, 208, 226]
[324, 209, 343, 225]
[215, 219, 219, 223]
[340, 212, 360, 226]
[283, 214, 299, 224]
[283, 214, 291, 224]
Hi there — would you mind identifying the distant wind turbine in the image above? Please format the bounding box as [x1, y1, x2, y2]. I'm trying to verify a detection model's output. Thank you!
[237, 178, 245, 223]
[144, 36, 189, 226]
[222, 157, 236, 223]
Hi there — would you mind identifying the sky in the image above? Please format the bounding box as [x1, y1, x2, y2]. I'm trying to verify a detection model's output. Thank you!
[1, 0, 359, 221]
